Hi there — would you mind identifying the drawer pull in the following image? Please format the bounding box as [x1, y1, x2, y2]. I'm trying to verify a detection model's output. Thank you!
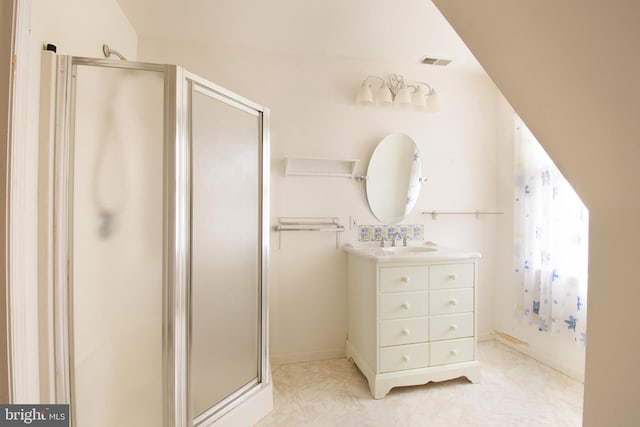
[448, 299, 458, 306]
[401, 355, 410, 363]
[449, 273, 458, 280]
[449, 349, 458, 357]
[401, 303, 411, 310]
[400, 276, 410, 283]
[449, 324, 458, 331]
[401, 328, 411, 336]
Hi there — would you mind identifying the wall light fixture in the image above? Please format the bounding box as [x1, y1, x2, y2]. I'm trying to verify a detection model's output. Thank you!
[356, 74, 438, 111]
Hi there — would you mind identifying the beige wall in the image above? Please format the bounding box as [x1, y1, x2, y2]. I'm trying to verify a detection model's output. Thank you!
[17, 0, 601, 405]
[139, 39, 502, 363]
[432, 1, 640, 425]
[0, 0, 13, 405]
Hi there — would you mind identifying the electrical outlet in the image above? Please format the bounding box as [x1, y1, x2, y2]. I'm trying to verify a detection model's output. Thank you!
[350, 216, 358, 230]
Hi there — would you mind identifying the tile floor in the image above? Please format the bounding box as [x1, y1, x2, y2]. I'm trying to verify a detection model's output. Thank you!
[257, 341, 583, 426]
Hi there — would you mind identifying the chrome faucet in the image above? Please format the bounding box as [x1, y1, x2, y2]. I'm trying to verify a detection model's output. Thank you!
[380, 237, 386, 247]
[392, 232, 402, 247]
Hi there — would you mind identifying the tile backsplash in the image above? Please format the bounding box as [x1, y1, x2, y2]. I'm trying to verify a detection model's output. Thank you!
[358, 224, 424, 242]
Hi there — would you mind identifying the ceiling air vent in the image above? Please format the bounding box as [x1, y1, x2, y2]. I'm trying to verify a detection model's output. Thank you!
[420, 56, 452, 66]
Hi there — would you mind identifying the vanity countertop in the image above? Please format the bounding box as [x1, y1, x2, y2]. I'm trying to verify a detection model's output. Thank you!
[343, 242, 481, 263]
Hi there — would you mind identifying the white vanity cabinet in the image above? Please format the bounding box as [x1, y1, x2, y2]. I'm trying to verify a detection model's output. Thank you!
[346, 250, 481, 399]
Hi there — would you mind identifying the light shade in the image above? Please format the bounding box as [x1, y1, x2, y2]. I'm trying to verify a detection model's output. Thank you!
[427, 89, 439, 112]
[394, 86, 412, 106]
[377, 84, 393, 105]
[411, 86, 427, 109]
[356, 83, 373, 105]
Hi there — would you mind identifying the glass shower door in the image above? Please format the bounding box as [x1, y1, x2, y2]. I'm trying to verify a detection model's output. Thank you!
[188, 78, 267, 424]
[69, 62, 165, 426]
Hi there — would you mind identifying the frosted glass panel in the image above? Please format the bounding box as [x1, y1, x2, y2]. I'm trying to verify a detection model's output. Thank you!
[191, 87, 261, 416]
[71, 65, 164, 426]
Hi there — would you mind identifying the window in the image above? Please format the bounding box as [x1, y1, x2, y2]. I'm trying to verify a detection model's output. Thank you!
[513, 115, 588, 344]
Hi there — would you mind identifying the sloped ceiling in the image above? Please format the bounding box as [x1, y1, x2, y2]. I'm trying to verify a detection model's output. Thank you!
[116, 0, 483, 71]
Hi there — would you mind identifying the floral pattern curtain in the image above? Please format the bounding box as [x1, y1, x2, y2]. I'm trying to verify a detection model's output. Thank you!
[513, 115, 589, 345]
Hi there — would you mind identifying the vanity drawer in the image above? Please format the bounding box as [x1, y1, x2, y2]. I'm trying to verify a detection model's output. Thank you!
[380, 266, 428, 293]
[429, 313, 474, 341]
[429, 338, 475, 366]
[429, 289, 474, 316]
[379, 343, 429, 373]
[429, 263, 474, 290]
[380, 291, 428, 319]
[379, 317, 428, 347]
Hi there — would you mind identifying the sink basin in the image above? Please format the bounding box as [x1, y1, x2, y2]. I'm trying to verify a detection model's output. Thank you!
[343, 242, 442, 262]
[343, 242, 480, 263]
[381, 246, 438, 254]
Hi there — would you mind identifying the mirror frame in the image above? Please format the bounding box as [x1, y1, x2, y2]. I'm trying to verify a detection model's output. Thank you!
[365, 133, 423, 224]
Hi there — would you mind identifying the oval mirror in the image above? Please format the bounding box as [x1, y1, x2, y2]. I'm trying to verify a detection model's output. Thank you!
[366, 133, 423, 223]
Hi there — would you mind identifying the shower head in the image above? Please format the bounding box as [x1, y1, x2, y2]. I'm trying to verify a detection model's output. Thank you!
[102, 44, 127, 61]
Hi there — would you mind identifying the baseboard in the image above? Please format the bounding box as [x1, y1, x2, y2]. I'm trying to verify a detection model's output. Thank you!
[271, 348, 345, 366]
[477, 333, 495, 342]
[495, 336, 584, 383]
[271, 336, 497, 365]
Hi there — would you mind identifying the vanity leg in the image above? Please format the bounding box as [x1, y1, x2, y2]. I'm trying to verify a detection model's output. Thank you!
[464, 366, 482, 384]
[369, 382, 384, 399]
[371, 379, 390, 399]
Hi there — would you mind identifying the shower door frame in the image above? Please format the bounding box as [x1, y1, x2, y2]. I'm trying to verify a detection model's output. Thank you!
[49, 55, 270, 427]
[181, 70, 270, 426]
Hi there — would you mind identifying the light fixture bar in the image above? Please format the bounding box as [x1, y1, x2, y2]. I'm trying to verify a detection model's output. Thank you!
[355, 74, 438, 111]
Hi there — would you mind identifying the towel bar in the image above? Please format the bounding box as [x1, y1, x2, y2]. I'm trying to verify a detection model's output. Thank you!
[273, 217, 345, 248]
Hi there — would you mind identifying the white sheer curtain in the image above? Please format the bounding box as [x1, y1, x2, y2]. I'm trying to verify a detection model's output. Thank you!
[513, 115, 589, 345]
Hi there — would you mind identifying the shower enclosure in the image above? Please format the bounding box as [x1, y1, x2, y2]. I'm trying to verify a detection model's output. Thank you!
[40, 51, 270, 426]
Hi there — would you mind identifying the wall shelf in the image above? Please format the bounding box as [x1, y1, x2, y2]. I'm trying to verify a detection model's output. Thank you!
[284, 157, 359, 178]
